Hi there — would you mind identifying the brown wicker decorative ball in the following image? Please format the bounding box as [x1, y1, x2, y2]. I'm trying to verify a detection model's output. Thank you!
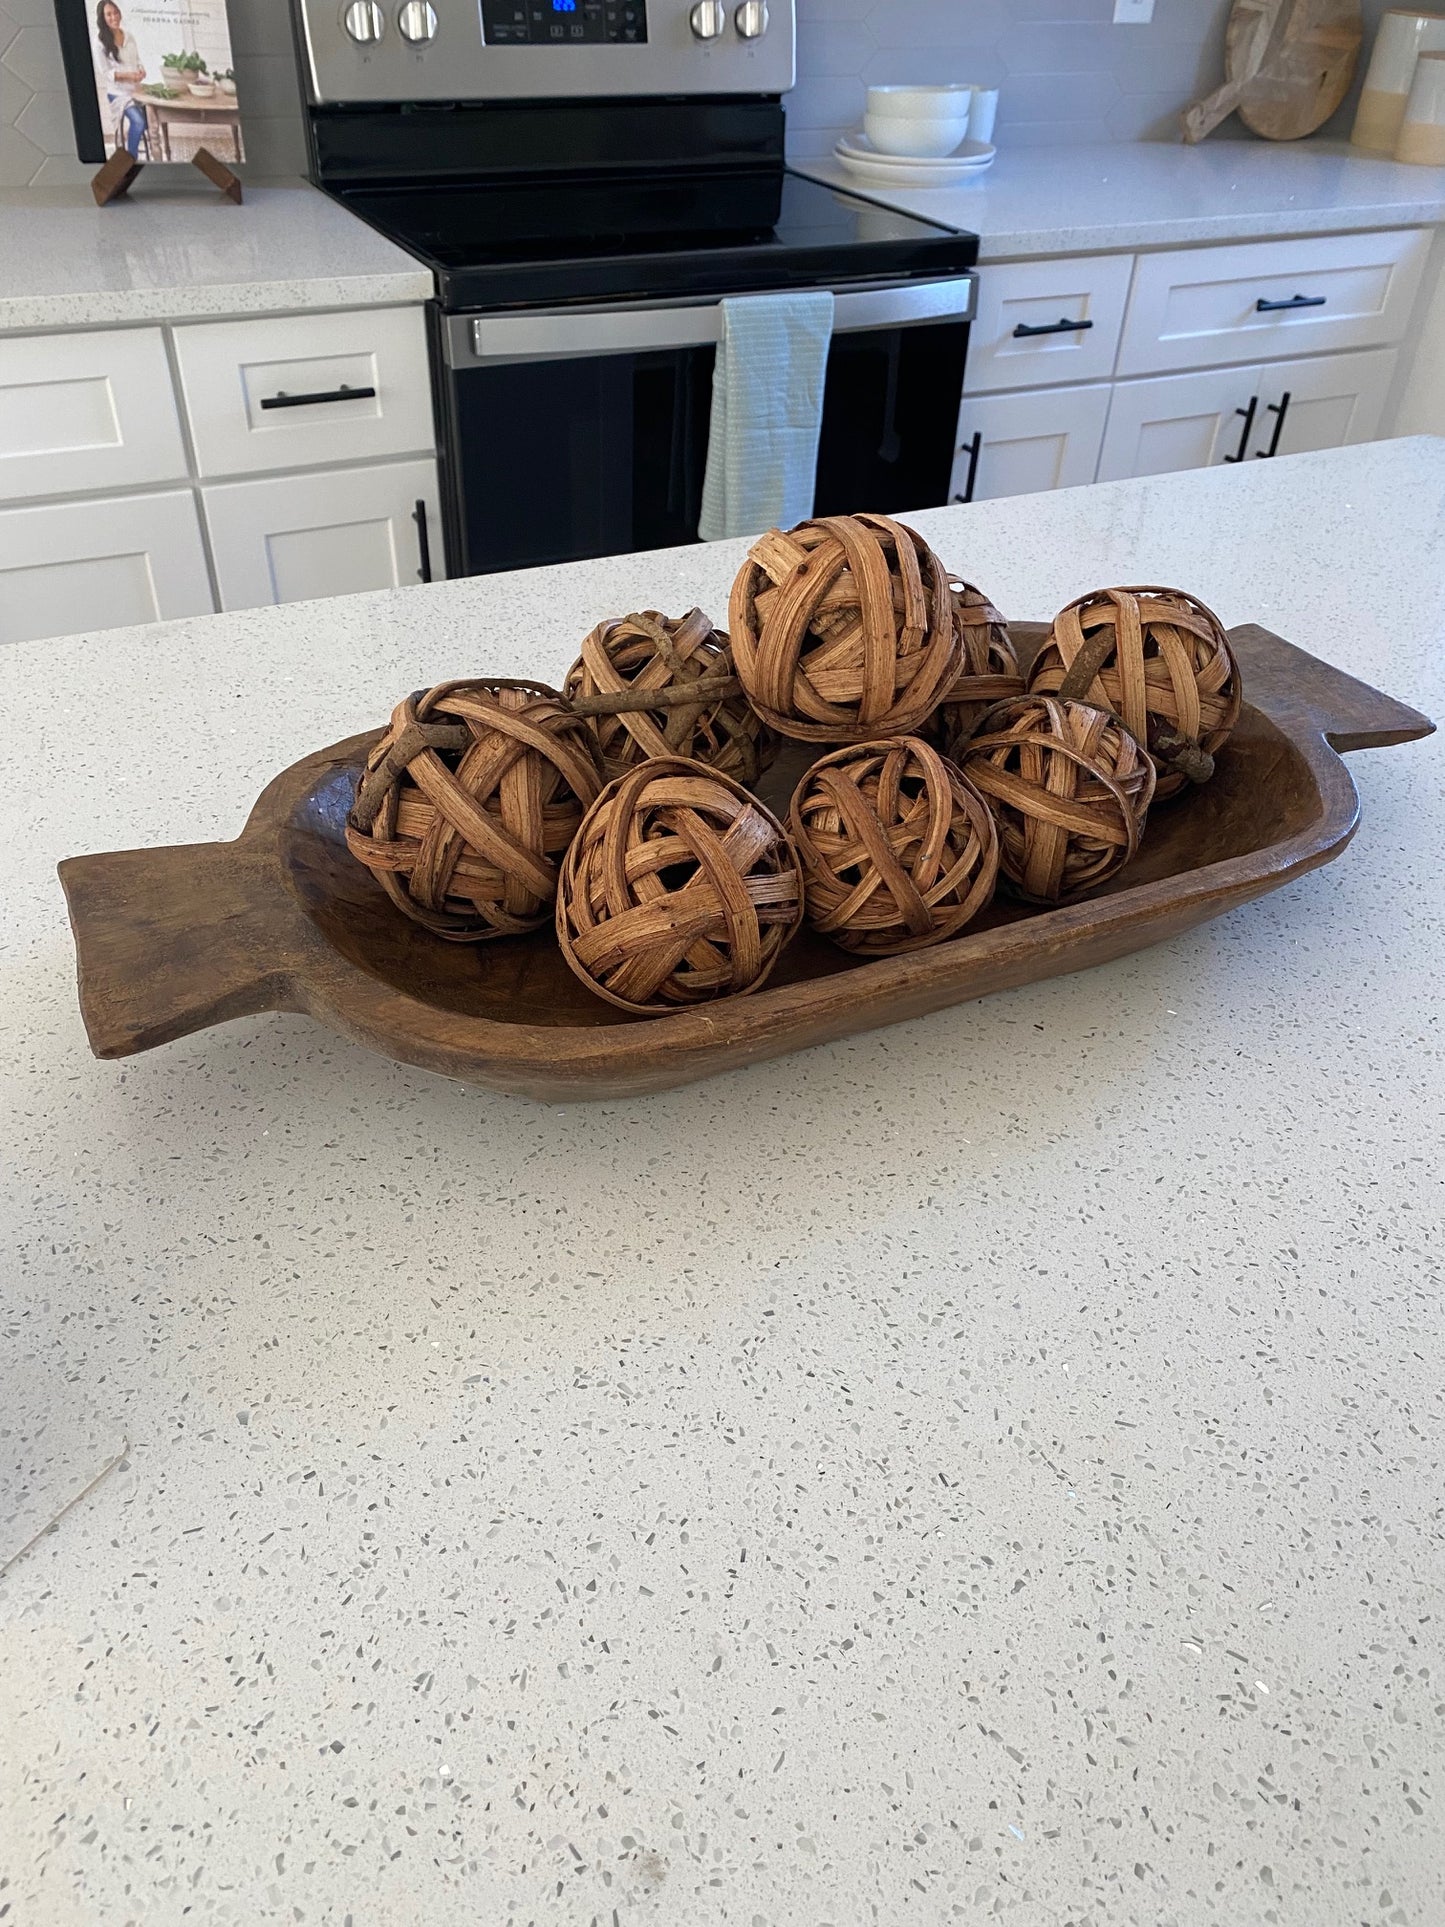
[1028, 584, 1242, 801]
[556, 757, 803, 1014]
[346, 678, 603, 942]
[728, 512, 960, 744]
[562, 607, 777, 785]
[789, 736, 999, 956]
[929, 577, 1026, 750]
[959, 695, 1157, 905]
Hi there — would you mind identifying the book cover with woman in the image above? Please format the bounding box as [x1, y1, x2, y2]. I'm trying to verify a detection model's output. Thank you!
[92, 2, 148, 157]
[71, 0, 244, 165]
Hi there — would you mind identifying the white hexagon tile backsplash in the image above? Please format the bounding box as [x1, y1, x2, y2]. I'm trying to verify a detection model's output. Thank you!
[0, 0, 1383, 187]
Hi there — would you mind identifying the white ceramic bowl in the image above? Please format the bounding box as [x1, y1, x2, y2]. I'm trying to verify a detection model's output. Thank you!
[863, 112, 970, 157]
[866, 83, 975, 118]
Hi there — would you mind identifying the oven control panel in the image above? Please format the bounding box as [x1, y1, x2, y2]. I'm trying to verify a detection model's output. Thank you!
[296, 0, 792, 101]
[481, 0, 646, 45]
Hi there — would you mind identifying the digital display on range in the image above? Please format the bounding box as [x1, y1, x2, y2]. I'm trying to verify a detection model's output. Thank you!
[481, 0, 646, 41]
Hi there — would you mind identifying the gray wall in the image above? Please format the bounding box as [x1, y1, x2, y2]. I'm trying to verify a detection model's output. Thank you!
[0, 0, 1392, 189]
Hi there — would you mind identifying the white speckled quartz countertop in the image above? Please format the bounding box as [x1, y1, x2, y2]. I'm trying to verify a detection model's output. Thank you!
[0, 179, 431, 332]
[793, 138, 1445, 258]
[4, 439, 1443, 1924]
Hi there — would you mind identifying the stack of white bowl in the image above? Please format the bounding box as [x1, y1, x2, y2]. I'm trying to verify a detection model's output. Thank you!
[865, 83, 976, 156]
[836, 84, 998, 187]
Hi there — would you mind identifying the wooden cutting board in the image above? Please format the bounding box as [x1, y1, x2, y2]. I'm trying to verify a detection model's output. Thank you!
[1182, 0, 1363, 144]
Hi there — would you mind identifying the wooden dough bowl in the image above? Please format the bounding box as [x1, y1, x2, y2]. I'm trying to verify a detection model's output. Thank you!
[59, 625, 1433, 1102]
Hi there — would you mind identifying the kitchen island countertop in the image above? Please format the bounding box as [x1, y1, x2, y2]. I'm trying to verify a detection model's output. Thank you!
[793, 137, 1445, 258]
[3, 439, 1443, 1925]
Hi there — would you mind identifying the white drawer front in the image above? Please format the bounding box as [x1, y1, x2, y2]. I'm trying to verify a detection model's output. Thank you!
[0, 328, 187, 505]
[0, 490, 213, 646]
[968, 253, 1133, 392]
[173, 307, 434, 479]
[1118, 228, 1431, 376]
[202, 459, 443, 611]
[952, 384, 1111, 503]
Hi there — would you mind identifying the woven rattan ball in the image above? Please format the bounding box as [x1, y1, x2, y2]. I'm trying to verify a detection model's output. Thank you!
[959, 695, 1157, 905]
[728, 512, 960, 744]
[789, 736, 999, 957]
[556, 757, 803, 1014]
[929, 578, 1026, 750]
[346, 679, 603, 942]
[562, 607, 777, 785]
[1028, 584, 1242, 801]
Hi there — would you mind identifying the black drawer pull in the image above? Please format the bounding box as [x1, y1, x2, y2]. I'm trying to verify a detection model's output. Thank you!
[1012, 316, 1095, 338]
[1255, 293, 1326, 313]
[952, 429, 983, 504]
[413, 497, 432, 584]
[1256, 390, 1292, 459]
[1222, 394, 1258, 464]
[259, 383, 377, 411]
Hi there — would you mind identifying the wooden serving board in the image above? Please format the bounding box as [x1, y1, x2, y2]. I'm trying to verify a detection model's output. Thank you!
[58, 624, 1431, 1102]
[1181, 0, 1362, 144]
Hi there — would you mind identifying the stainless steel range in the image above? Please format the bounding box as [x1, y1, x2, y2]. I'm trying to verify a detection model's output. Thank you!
[291, 0, 979, 577]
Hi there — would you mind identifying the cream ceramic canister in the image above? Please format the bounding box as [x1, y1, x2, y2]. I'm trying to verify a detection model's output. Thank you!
[1351, 8, 1445, 153]
[1396, 48, 1445, 160]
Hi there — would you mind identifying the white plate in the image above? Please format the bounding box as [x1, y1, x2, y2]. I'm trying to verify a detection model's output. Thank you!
[837, 131, 995, 168]
[833, 133, 995, 187]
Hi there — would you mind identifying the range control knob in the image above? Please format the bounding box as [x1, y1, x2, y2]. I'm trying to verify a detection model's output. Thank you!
[689, 0, 725, 39]
[734, 0, 767, 35]
[398, 0, 437, 40]
[343, 0, 385, 40]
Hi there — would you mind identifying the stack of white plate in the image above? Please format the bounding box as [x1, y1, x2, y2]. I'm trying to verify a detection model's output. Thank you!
[833, 132, 995, 188]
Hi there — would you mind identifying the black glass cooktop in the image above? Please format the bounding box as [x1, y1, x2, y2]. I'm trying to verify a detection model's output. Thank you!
[337, 168, 977, 312]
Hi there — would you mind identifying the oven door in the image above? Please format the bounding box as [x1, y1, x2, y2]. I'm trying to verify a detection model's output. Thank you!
[437, 276, 976, 576]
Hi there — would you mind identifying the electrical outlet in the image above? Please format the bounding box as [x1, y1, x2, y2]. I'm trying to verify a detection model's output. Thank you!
[1113, 0, 1154, 20]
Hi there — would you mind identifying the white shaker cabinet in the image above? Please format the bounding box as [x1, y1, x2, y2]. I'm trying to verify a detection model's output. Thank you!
[951, 383, 1112, 503]
[1097, 347, 1398, 481]
[1254, 347, 1398, 458]
[0, 302, 438, 646]
[1096, 364, 1266, 480]
[1116, 228, 1429, 377]
[0, 327, 187, 506]
[201, 459, 443, 611]
[953, 224, 1430, 502]
[0, 490, 213, 648]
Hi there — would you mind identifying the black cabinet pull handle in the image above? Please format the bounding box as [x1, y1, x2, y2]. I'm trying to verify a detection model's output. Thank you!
[259, 383, 378, 411]
[413, 497, 432, 583]
[951, 429, 982, 504]
[1255, 293, 1326, 313]
[1012, 316, 1095, 338]
[1223, 395, 1259, 464]
[1255, 390, 1292, 459]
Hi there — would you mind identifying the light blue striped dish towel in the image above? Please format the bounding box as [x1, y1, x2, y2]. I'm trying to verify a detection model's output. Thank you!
[697, 289, 835, 543]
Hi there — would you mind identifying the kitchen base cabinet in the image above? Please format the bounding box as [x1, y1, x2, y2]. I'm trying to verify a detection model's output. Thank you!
[202, 459, 443, 611]
[0, 490, 213, 647]
[1097, 347, 1399, 481]
[951, 383, 1112, 503]
[1261, 347, 1397, 457]
[1097, 365, 1266, 480]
